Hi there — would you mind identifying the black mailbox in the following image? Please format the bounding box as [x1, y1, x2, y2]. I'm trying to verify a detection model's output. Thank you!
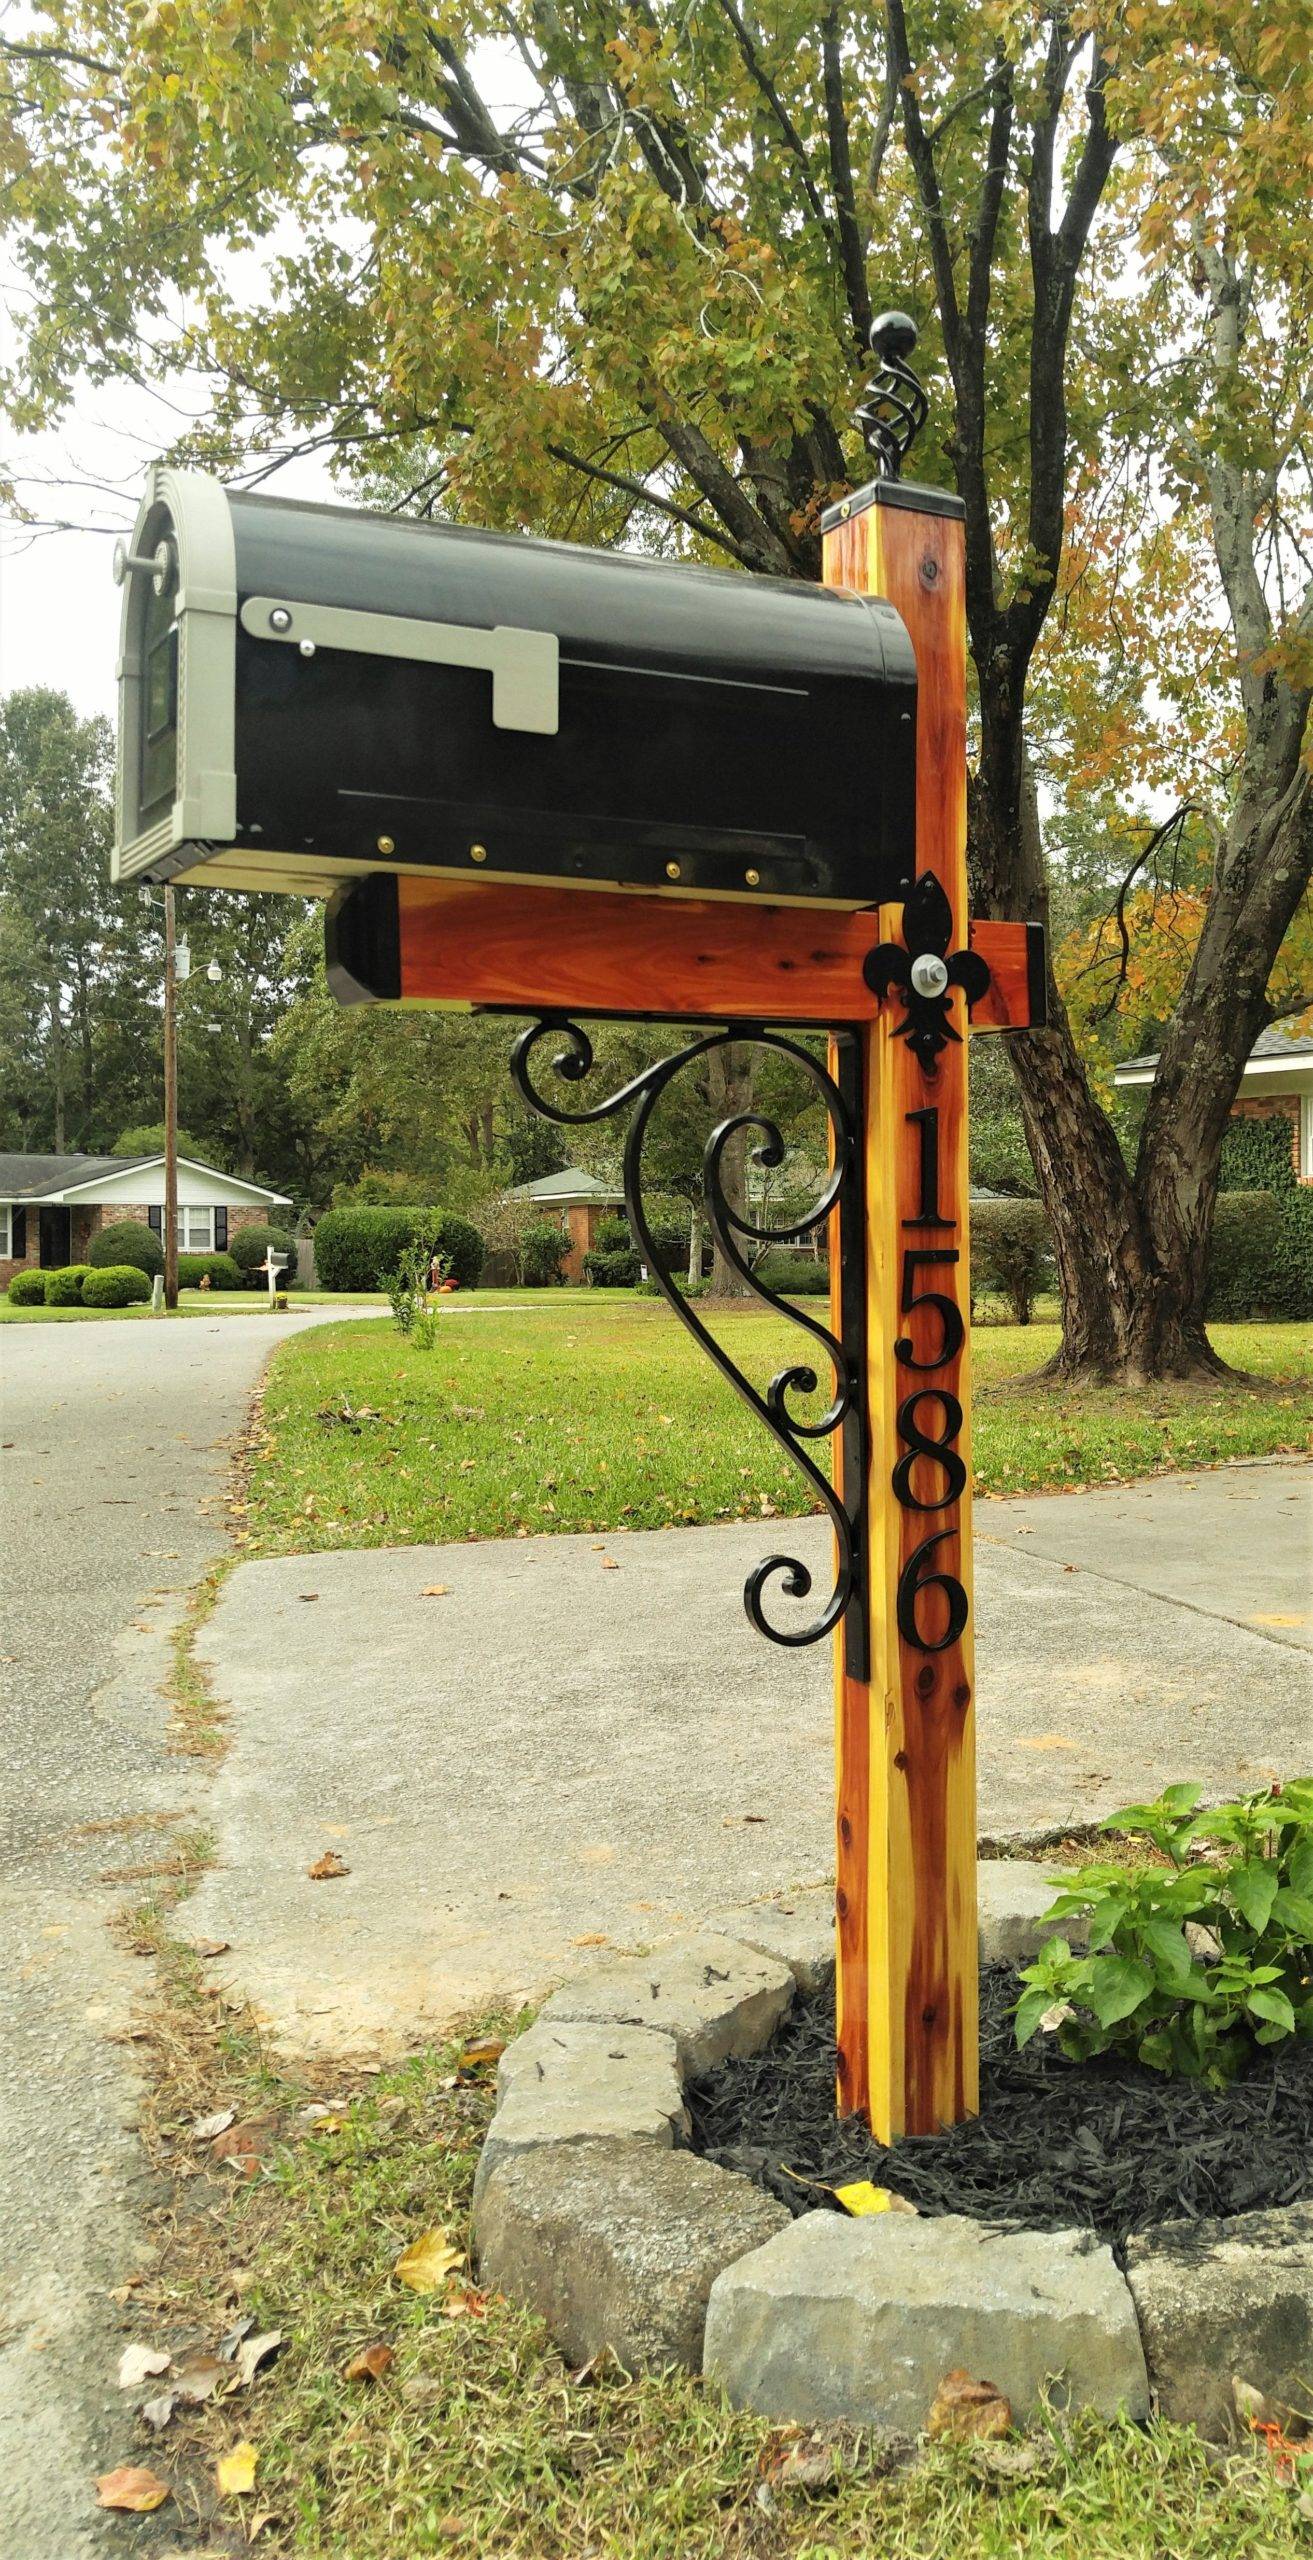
[113, 464, 917, 906]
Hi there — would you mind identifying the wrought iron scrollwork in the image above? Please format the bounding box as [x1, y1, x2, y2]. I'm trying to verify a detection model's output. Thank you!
[864, 870, 991, 1070]
[854, 309, 929, 480]
[510, 1020, 865, 1653]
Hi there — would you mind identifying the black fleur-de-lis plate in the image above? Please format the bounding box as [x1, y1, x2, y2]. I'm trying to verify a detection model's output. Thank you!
[863, 871, 991, 1069]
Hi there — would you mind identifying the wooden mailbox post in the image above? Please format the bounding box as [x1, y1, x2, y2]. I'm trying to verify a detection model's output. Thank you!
[112, 316, 1044, 2142]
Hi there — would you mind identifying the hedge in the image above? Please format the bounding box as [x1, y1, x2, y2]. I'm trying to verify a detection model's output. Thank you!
[88, 1218, 163, 1276]
[46, 1264, 92, 1306]
[1204, 1190, 1287, 1319]
[751, 1248, 830, 1299]
[313, 1206, 485, 1292]
[1219, 1113, 1313, 1318]
[230, 1222, 298, 1286]
[82, 1264, 153, 1307]
[970, 1198, 1050, 1323]
[8, 1269, 46, 1305]
[178, 1251, 243, 1291]
[582, 1246, 639, 1288]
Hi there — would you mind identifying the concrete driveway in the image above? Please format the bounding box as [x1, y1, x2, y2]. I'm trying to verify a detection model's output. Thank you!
[186, 1462, 1312, 2061]
[0, 1307, 379, 2559]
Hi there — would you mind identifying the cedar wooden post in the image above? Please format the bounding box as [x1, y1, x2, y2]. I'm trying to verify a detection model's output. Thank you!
[823, 482, 979, 2141]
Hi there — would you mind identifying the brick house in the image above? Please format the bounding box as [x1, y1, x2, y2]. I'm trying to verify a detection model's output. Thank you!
[505, 1167, 625, 1283]
[0, 1152, 293, 1289]
[1114, 1022, 1313, 1183]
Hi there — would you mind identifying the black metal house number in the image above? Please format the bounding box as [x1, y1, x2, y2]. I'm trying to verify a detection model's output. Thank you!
[894, 1105, 969, 1654]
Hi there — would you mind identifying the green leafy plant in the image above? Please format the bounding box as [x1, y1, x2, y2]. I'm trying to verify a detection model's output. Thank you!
[1015, 1781, 1313, 2085]
[45, 1264, 92, 1306]
[8, 1269, 47, 1305]
[387, 1241, 441, 1348]
[230, 1222, 298, 1287]
[178, 1251, 243, 1290]
[314, 1208, 484, 1292]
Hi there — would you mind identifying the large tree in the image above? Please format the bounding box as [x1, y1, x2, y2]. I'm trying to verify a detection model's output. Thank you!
[3, 3, 1308, 1368]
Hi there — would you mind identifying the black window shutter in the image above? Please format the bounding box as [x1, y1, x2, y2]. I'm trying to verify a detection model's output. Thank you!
[215, 1208, 228, 1250]
[148, 1207, 163, 1236]
[12, 1206, 26, 1257]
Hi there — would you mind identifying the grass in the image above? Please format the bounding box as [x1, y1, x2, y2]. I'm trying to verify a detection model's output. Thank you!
[242, 1310, 1312, 1554]
[121, 2015, 1310, 2560]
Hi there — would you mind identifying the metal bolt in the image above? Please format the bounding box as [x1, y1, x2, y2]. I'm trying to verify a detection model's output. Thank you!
[910, 952, 950, 1000]
[298, 639, 316, 658]
[269, 606, 292, 632]
[744, 867, 761, 887]
[665, 860, 681, 881]
[469, 843, 488, 864]
[376, 835, 395, 856]
[839, 499, 851, 520]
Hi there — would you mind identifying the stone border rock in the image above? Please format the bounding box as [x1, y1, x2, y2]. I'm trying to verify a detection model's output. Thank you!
[472, 1862, 1313, 2439]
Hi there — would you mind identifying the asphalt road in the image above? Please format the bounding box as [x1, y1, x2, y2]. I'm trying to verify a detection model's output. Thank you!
[0, 1309, 373, 2560]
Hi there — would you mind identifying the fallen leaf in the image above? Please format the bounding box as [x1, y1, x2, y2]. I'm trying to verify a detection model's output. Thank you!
[140, 2392, 177, 2433]
[832, 2181, 916, 2217]
[211, 2121, 269, 2170]
[974, 2440, 1039, 2478]
[599, 1556, 619, 1569]
[571, 1933, 609, 1949]
[218, 2315, 256, 2360]
[442, 2289, 489, 2320]
[172, 2351, 227, 2406]
[395, 2229, 464, 2293]
[458, 2035, 505, 2072]
[96, 2465, 170, 2513]
[192, 1939, 230, 1958]
[1233, 2374, 1277, 2426]
[928, 2368, 1012, 2442]
[216, 2441, 258, 2496]
[758, 2427, 836, 2489]
[117, 2343, 171, 2390]
[234, 2331, 283, 2389]
[344, 2341, 394, 2383]
[420, 1584, 450, 1598]
[193, 2107, 236, 2142]
[308, 1851, 350, 1880]
[299, 1591, 319, 1602]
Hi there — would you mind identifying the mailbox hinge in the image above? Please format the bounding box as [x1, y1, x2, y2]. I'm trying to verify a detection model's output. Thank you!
[238, 596, 560, 736]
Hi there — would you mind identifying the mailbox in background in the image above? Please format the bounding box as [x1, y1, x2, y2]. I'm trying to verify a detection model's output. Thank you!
[113, 464, 918, 909]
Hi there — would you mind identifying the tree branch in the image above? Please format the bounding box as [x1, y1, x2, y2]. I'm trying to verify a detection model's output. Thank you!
[713, 0, 831, 237]
[544, 440, 745, 556]
[820, 9, 872, 352]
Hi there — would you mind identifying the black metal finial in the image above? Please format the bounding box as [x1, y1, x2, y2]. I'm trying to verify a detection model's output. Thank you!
[854, 310, 927, 480]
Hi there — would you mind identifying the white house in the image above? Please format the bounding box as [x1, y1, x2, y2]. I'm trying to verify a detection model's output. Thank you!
[0, 1151, 292, 1286]
[1113, 1021, 1313, 1184]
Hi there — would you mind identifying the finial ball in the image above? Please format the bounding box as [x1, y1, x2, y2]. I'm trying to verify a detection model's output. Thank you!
[869, 309, 918, 362]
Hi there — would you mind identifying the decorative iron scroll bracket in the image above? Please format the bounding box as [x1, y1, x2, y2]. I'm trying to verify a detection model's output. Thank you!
[864, 870, 990, 1070]
[510, 1020, 869, 1677]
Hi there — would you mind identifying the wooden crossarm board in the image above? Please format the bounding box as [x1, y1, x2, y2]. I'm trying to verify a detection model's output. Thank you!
[327, 871, 1045, 1034]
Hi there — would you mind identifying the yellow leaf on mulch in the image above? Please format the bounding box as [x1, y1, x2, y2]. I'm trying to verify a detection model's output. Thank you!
[344, 2341, 394, 2383]
[216, 2440, 259, 2496]
[458, 2036, 505, 2073]
[395, 2229, 464, 2293]
[96, 2465, 170, 2512]
[927, 2368, 1013, 2442]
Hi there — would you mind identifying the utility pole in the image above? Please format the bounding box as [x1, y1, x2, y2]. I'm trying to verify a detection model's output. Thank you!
[163, 883, 179, 1311]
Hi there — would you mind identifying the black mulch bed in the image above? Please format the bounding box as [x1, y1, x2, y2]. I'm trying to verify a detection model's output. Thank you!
[686, 1964, 1313, 2253]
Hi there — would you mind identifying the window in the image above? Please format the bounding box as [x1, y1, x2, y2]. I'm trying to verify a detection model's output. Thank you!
[0, 1205, 10, 1259]
[182, 1208, 215, 1252]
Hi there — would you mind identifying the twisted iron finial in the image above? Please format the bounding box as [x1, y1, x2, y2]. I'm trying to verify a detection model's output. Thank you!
[854, 309, 927, 480]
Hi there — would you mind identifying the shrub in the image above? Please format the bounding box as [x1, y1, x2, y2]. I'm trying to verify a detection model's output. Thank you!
[178, 1251, 242, 1291]
[521, 1219, 568, 1286]
[637, 1274, 709, 1299]
[45, 1264, 92, 1306]
[970, 1198, 1050, 1323]
[313, 1207, 484, 1292]
[8, 1269, 46, 1305]
[751, 1248, 830, 1299]
[1204, 1191, 1284, 1319]
[88, 1218, 163, 1276]
[1218, 1114, 1313, 1318]
[1015, 1780, 1313, 2087]
[230, 1222, 298, 1287]
[594, 1215, 632, 1257]
[582, 1246, 640, 1288]
[83, 1264, 153, 1307]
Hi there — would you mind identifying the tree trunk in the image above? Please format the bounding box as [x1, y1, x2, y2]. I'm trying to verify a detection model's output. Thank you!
[687, 1202, 704, 1286]
[704, 1044, 756, 1297]
[49, 993, 66, 1152]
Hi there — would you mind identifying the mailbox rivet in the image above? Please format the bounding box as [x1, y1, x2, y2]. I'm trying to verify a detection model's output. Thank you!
[376, 835, 395, 856]
[839, 499, 851, 519]
[269, 606, 292, 632]
[744, 867, 761, 887]
[665, 861, 681, 881]
[469, 843, 488, 864]
[298, 639, 316, 658]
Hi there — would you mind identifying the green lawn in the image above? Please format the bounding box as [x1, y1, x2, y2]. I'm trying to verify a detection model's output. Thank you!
[242, 1308, 1311, 1555]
